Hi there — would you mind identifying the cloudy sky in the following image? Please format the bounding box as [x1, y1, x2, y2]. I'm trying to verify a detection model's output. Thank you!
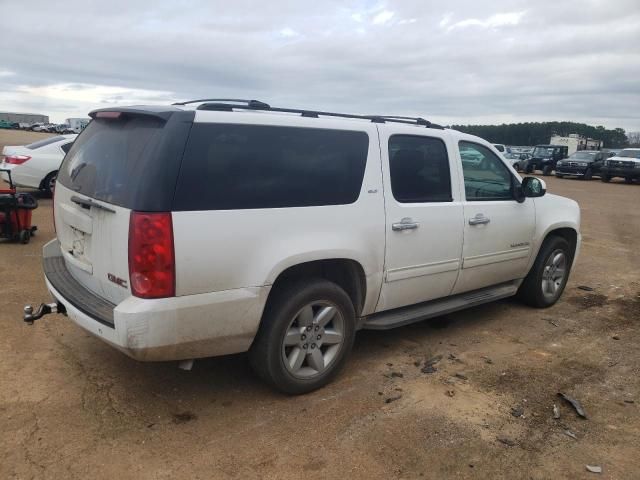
[1, 0, 639, 130]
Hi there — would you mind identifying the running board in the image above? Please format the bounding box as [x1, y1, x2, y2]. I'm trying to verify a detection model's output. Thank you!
[362, 282, 519, 330]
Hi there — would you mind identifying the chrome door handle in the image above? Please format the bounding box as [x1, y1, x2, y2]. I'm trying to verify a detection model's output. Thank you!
[392, 218, 419, 231]
[469, 214, 490, 226]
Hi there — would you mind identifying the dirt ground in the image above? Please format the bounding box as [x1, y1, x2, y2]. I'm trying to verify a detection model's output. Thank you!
[1, 129, 639, 479]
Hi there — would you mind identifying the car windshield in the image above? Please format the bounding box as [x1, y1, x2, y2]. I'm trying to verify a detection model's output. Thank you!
[532, 147, 553, 157]
[618, 150, 640, 159]
[570, 152, 596, 160]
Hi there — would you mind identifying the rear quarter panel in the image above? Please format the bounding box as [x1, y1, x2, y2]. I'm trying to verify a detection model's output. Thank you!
[172, 116, 386, 316]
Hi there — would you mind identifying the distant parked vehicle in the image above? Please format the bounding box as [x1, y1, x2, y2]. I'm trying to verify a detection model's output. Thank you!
[493, 144, 510, 154]
[600, 148, 640, 183]
[30, 123, 56, 132]
[1, 134, 76, 195]
[504, 152, 531, 171]
[0, 120, 14, 129]
[523, 145, 569, 175]
[555, 151, 607, 180]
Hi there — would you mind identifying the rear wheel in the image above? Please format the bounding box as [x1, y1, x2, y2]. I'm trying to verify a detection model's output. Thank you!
[517, 236, 573, 308]
[42, 171, 57, 196]
[249, 279, 356, 394]
[624, 177, 633, 184]
[513, 163, 520, 171]
[525, 164, 534, 174]
[542, 165, 553, 176]
[601, 175, 610, 183]
[583, 168, 593, 180]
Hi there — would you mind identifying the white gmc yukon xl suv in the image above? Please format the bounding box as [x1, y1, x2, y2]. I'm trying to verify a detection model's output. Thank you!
[25, 100, 581, 394]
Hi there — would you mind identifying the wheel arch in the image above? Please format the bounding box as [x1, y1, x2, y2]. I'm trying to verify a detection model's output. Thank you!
[265, 258, 368, 317]
[39, 170, 58, 190]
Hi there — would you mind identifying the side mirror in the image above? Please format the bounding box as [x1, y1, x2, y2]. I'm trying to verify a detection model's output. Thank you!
[522, 176, 546, 198]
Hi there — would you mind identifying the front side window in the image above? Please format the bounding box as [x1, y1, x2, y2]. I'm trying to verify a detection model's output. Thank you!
[174, 124, 369, 210]
[459, 141, 514, 201]
[388, 135, 452, 203]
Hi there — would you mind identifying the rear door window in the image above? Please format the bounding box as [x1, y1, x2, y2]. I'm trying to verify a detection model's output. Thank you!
[388, 135, 452, 203]
[173, 124, 369, 210]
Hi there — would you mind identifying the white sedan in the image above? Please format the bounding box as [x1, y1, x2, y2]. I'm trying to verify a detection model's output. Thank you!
[1, 134, 76, 195]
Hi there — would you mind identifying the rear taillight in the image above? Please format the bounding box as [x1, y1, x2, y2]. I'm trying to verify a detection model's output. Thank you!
[128, 212, 175, 299]
[4, 155, 31, 165]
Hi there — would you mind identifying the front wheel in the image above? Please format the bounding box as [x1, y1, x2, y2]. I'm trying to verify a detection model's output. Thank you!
[525, 164, 534, 174]
[542, 165, 553, 176]
[601, 175, 610, 183]
[517, 236, 573, 308]
[624, 177, 633, 184]
[583, 168, 593, 181]
[249, 279, 356, 394]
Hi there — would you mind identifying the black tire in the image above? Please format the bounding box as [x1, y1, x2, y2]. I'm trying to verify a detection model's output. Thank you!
[624, 177, 633, 184]
[42, 171, 57, 196]
[525, 164, 534, 174]
[583, 168, 592, 181]
[19, 230, 30, 244]
[517, 236, 573, 308]
[542, 165, 553, 176]
[601, 175, 610, 183]
[555, 174, 564, 179]
[249, 279, 356, 394]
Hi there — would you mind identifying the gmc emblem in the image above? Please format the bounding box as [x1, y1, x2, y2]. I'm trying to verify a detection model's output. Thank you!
[107, 273, 128, 288]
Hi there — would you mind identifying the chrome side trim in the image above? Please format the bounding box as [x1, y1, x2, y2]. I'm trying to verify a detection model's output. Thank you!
[386, 259, 460, 282]
[463, 246, 530, 269]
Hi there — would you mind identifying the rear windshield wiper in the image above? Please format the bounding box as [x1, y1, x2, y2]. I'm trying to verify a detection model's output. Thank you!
[70, 195, 116, 213]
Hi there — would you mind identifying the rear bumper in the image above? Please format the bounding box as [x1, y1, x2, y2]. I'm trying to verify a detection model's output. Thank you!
[43, 239, 269, 361]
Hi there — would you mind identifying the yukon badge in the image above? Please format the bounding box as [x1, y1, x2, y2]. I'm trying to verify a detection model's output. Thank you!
[107, 273, 128, 288]
[510, 242, 530, 248]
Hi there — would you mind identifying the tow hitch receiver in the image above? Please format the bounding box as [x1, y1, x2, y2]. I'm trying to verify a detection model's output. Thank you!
[23, 302, 66, 324]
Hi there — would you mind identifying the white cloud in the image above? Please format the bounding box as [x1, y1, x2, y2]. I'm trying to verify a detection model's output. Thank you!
[372, 10, 394, 25]
[446, 11, 526, 31]
[0, 70, 15, 77]
[439, 13, 452, 28]
[351, 13, 363, 23]
[279, 27, 299, 38]
[16, 83, 172, 105]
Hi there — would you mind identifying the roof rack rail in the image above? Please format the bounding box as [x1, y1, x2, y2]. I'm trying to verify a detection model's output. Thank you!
[193, 101, 443, 129]
[172, 98, 271, 109]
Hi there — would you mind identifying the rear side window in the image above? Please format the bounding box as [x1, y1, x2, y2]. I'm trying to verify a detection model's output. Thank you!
[26, 136, 66, 149]
[388, 135, 452, 203]
[61, 142, 72, 154]
[173, 124, 369, 210]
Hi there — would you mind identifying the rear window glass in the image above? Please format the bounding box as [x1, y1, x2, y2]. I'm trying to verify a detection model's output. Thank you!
[173, 124, 369, 210]
[57, 117, 165, 207]
[26, 136, 66, 149]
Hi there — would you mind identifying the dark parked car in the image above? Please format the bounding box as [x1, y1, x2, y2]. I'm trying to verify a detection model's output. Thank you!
[555, 150, 607, 180]
[523, 145, 569, 175]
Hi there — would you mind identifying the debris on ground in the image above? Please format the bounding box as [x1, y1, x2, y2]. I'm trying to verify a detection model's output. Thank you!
[544, 317, 559, 327]
[455, 373, 468, 381]
[420, 354, 443, 374]
[558, 392, 588, 419]
[445, 390, 455, 397]
[578, 285, 595, 291]
[511, 406, 524, 418]
[448, 353, 457, 360]
[585, 465, 602, 473]
[612, 335, 620, 340]
[563, 430, 577, 439]
[172, 412, 197, 424]
[385, 395, 402, 404]
[390, 372, 404, 378]
[481, 356, 494, 364]
[623, 399, 635, 404]
[497, 436, 516, 447]
[553, 404, 561, 419]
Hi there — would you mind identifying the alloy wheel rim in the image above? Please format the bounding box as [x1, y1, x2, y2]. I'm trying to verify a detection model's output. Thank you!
[281, 301, 345, 379]
[541, 249, 567, 300]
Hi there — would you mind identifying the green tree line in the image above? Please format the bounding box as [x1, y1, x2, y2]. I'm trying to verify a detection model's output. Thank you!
[449, 121, 628, 148]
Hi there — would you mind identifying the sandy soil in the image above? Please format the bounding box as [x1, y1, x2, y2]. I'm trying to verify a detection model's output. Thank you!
[1, 130, 639, 479]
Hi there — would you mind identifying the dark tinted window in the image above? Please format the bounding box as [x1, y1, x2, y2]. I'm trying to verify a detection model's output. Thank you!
[57, 117, 167, 207]
[459, 141, 514, 201]
[173, 124, 369, 210]
[389, 135, 452, 203]
[26, 136, 66, 149]
[61, 142, 73, 154]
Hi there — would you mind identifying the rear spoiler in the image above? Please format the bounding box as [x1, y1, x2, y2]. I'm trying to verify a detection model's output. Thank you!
[89, 106, 183, 121]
